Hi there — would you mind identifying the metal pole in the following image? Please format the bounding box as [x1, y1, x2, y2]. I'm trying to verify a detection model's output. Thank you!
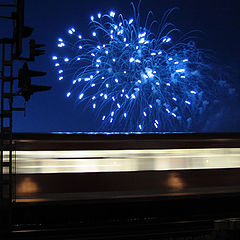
[0, 43, 4, 203]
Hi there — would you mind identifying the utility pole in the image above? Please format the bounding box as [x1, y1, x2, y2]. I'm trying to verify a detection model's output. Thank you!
[0, 37, 16, 233]
[0, 0, 51, 234]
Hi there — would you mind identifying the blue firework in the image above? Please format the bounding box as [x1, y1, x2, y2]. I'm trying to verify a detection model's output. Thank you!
[52, 4, 231, 132]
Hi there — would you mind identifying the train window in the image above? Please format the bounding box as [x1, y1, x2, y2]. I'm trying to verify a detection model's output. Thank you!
[11, 148, 240, 174]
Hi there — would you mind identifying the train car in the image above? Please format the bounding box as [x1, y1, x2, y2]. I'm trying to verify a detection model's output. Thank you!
[10, 132, 240, 203]
[5, 132, 240, 239]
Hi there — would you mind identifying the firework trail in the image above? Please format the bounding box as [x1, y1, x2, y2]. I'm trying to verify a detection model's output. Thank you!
[52, 3, 235, 132]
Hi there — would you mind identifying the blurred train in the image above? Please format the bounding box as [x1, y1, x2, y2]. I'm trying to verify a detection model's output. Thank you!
[8, 132, 240, 203]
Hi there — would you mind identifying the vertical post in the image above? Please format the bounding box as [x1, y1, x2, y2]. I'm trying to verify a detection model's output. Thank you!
[0, 39, 15, 234]
[0, 43, 4, 205]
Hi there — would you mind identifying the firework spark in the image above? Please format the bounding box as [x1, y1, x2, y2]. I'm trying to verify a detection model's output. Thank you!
[52, 3, 234, 132]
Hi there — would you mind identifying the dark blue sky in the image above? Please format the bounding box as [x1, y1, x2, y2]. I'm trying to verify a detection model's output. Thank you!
[1, 0, 240, 132]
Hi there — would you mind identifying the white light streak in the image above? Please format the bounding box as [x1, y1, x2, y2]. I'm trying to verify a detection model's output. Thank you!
[129, 57, 135, 63]
[79, 93, 84, 99]
[176, 69, 185, 73]
[129, 18, 133, 24]
[110, 11, 115, 17]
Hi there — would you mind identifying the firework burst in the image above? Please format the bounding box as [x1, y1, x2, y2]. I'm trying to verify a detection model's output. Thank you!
[52, 3, 234, 132]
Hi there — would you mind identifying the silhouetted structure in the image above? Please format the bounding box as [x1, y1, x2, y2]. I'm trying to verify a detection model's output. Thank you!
[0, 0, 50, 234]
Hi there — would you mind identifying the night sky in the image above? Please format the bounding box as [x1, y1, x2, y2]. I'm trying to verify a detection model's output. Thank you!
[1, 0, 240, 133]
